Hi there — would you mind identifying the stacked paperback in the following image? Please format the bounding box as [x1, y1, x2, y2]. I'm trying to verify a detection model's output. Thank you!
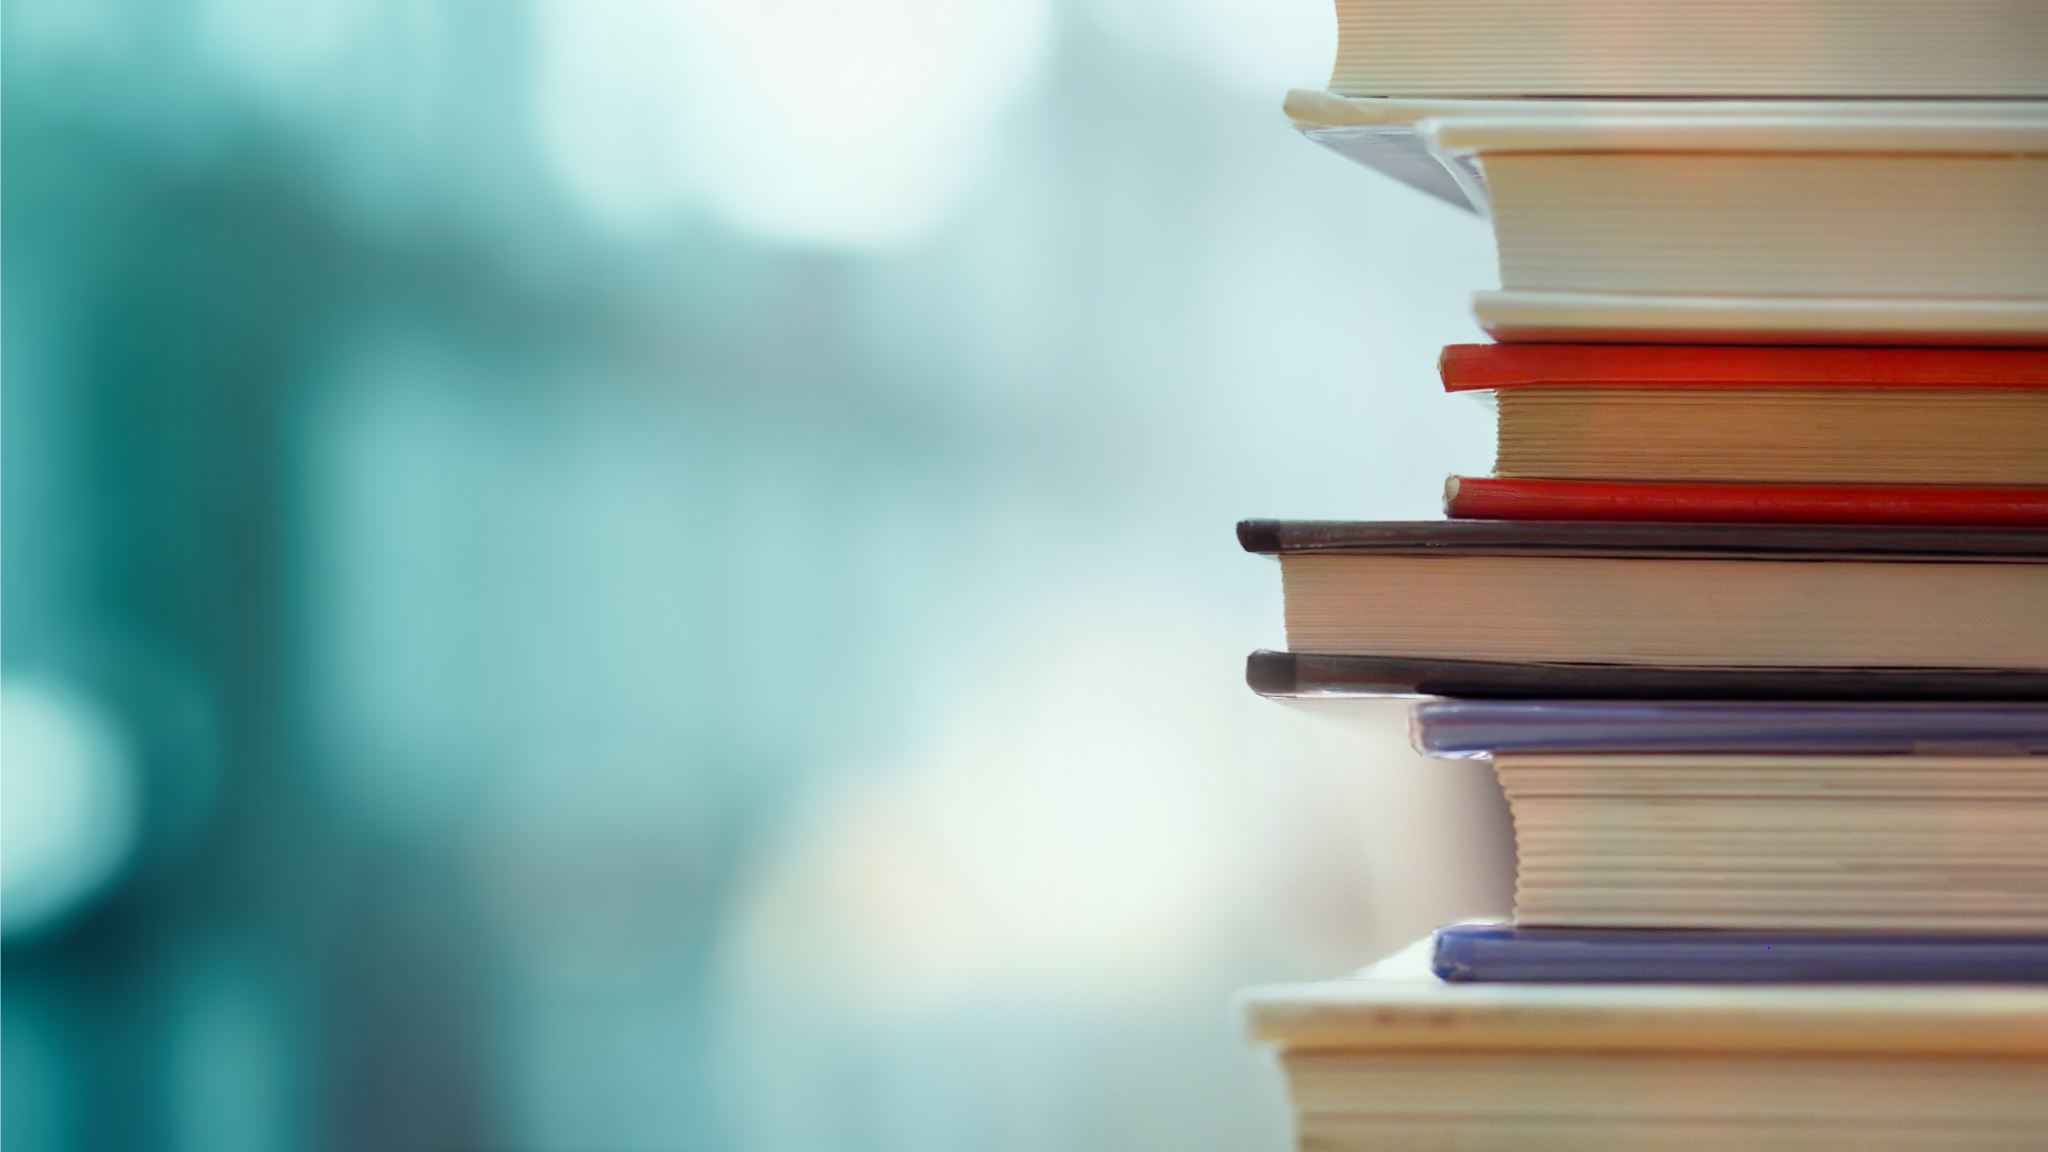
[1241, 2, 2048, 1147]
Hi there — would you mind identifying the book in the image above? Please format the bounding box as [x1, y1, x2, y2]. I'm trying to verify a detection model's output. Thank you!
[1410, 699, 2048, 756]
[1284, 92, 2048, 214]
[1441, 343, 2048, 487]
[1444, 477, 2048, 527]
[1240, 520, 2048, 671]
[1435, 343, 2048, 522]
[1248, 650, 2048, 702]
[1325, 1, 2048, 99]
[1440, 342, 2048, 391]
[1492, 753, 2048, 932]
[1431, 922, 2048, 984]
[1286, 96, 2048, 342]
[1246, 941, 2048, 1150]
[1444, 114, 2048, 344]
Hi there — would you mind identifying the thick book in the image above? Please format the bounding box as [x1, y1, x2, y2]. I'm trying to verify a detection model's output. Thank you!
[1245, 941, 2048, 1150]
[1247, 938, 2048, 1053]
[1286, 96, 2048, 343]
[1444, 115, 2048, 344]
[1324, 1, 2048, 99]
[1432, 923, 2048, 984]
[1248, 650, 2048, 702]
[1410, 699, 2048, 756]
[1440, 343, 2048, 489]
[1491, 753, 2048, 933]
[1240, 520, 2048, 672]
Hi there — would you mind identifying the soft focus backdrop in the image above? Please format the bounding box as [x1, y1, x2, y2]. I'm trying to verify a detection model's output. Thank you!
[3, 1, 1512, 1148]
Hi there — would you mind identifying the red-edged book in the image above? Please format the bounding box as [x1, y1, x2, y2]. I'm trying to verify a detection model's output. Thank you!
[1441, 343, 2048, 525]
[1445, 477, 2048, 526]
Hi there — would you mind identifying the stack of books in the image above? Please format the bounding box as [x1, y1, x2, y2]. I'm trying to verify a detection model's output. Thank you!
[1240, 3, 2048, 1147]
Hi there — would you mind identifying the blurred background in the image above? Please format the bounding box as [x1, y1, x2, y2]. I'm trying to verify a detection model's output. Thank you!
[3, 0, 1512, 1148]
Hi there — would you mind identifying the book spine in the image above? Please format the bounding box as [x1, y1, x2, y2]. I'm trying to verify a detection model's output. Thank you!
[1444, 476, 2048, 527]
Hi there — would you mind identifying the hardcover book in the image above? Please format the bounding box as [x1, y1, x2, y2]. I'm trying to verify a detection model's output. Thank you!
[1286, 96, 2048, 342]
[1324, 1, 2048, 99]
[1286, 93, 2048, 217]
[1409, 699, 2048, 756]
[1443, 477, 2048, 527]
[1431, 922, 2048, 984]
[1446, 115, 2048, 344]
[1245, 941, 2048, 1150]
[1491, 753, 2048, 933]
[1247, 650, 2048, 702]
[1240, 520, 2048, 672]
[1432, 344, 2048, 522]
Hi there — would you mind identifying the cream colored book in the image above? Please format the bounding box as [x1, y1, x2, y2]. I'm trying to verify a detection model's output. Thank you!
[1286, 94, 2048, 343]
[1246, 941, 2048, 1151]
[1497, 755, 2048, 933]
[1325, 0, 2048, 99]
[1439, 114, 2048, 344]
[1280, 549, 2048, 668]
[1264, 521, 2048, 670]
[1490, 385, 2048, 486]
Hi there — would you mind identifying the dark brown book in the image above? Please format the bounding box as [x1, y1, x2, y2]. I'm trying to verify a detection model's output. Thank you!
[1248, 651, 2048, 702]
[1240, 520, 2048, 674]
[1237, 519, 2048, 559]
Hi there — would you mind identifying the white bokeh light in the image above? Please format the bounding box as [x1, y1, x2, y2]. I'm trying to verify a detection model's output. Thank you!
[2, 677, 142, 938]
[711, 572, 1264, 1011]
[533, 0, 1051, 247]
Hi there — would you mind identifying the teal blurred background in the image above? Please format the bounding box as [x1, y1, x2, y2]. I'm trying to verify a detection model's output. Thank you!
[3, 1, 1511, 1148]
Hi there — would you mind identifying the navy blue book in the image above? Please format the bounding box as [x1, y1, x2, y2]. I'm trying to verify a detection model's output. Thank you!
[1434, 922, 2048, 984]
[1412, 699, 2048, 757]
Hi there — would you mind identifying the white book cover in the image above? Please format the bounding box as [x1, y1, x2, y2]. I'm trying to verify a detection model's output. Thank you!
[1286, 95, 2048, 342]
